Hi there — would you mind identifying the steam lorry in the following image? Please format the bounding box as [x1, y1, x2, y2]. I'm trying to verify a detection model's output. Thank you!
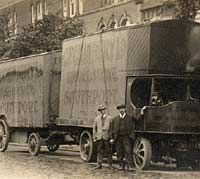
[1, 20, 200, 169]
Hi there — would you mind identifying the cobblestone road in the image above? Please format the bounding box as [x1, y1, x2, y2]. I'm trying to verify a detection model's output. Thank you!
[0, 144, 200, 179]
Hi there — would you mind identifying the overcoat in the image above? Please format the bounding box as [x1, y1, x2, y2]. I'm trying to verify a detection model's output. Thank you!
[110, 114, 135, 141]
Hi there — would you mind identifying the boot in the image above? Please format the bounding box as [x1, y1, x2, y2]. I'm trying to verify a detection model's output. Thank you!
[108, 164, 114, 170]
[126, 165, 135, 172]
[118, 162, 125, 171]
[92, 164, 102, 170]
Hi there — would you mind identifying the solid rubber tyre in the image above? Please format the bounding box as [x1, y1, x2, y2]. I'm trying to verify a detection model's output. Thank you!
[0, 119, 9, 152]
[28, 132, 41, 156]
[133, 137, 152, 170]
[79, 130, 97, 162]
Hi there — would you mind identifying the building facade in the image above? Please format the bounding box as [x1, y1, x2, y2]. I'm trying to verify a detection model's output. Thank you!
[0, 0, 199, 35]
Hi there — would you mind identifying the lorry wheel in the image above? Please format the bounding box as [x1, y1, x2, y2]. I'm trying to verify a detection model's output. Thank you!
[47, 144, 60, 152]
[28, 132, 41, 156]
[79, 130, 96, 162]
[133, 137, 152, 170]
[0, 119, 9, 152]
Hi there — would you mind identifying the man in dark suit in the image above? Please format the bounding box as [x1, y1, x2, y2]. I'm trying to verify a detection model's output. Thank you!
[110, 104, 135, 171]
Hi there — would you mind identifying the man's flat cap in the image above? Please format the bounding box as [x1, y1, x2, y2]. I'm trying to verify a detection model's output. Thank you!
[116, 104, 126, 110]
[98, 105, 106, 111]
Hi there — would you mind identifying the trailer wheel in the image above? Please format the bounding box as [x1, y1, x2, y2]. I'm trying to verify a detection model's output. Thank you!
[47, 144, 60, 152]
[0, 119, 9, 152]
[133, 137, 152, 170]
[79, 130, 96, 162]
[28, 132, 41, 156]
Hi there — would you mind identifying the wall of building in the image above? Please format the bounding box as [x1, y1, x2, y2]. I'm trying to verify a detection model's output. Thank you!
[0, 0, 32, 34]
[0, 0, 199, 36]
[79, 1, 140, 33]
[46, 0, 62, 15]
[82, 0, 101, 13]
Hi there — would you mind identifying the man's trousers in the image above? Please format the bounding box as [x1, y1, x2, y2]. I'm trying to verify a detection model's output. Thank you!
[115, 135, 133, 167]
[96, 139, 112, 165]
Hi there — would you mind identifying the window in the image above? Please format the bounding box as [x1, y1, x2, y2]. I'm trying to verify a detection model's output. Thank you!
[154, 78, 187, 104]
[131, 78, 151, 108]
[98, 23, 106, 31]
[149, 10, 153, 19]
[121, 19, 128, 26]
[79, 0, 83, 15]
[63, 0, 68, 17]
[119, 14, 131, 26]
[110, 21, 117, 28]
[108, 15, 117, 29]
[31, 4, 36, 23]
[31, 0, 47, 23]
[13, 11, 17, 35]
[36, 1, 43, 20]
[70, 0, 76, 17]
[102, 0, 116, 7]
[97, 19, 107, 31]
[8, 10, 17, 35]
[44, 0, 47, 15]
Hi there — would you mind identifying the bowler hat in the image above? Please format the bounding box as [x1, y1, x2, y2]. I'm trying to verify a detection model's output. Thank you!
[116, 104, 126, 110]
[98, 105, 106, 111]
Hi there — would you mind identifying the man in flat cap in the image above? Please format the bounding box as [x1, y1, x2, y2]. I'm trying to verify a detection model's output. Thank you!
[110, 104, 135, 171]
[93, 104, 113, 170]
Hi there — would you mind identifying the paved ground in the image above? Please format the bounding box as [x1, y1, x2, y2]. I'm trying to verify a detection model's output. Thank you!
[0, 144, 200, 179]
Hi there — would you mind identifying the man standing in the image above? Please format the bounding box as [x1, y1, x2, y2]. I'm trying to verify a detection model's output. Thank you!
[110, 104, 135, 171]
[93, 105, 113, 170]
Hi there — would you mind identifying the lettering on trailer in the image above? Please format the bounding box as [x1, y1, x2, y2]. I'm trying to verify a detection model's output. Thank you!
[63, 89, 118, 106]
[64, 67, 117, 83]
[0, 66, 43, 83]
[0, 64, 44, 126]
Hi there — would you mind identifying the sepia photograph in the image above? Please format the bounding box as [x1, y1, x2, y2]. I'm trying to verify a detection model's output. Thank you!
[0, 0, 200, 178]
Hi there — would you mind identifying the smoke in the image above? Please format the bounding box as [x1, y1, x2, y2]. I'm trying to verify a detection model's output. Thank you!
[186, 25, 200, 72]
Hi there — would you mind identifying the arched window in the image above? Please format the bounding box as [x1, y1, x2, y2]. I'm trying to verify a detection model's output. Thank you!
[121, 19, 128, 26]
[97, 18, 107, 31]
[108, 15, 117, 29]
[110, 21, 117, 28]
[119, 13, 132, 26]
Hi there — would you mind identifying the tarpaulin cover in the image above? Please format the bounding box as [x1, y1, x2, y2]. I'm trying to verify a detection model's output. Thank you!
[0, 51, 61, 128]
[59, 20, 200, 127]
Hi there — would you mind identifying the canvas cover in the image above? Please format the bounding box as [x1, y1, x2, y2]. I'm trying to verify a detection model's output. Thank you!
[59, 20, 200, 127]
[0, 51, 61, 128]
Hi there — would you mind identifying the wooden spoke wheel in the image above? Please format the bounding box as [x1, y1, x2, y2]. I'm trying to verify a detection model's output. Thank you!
[79, 130, 96, 162]
[0, 119, 9, 152]
[133, 137, 152, 170]
[47, 144, 60, 152]
[28, 132, 41, 156]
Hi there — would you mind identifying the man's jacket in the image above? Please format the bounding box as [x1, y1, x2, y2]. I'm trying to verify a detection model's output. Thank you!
[93, 114, 112, 140]
[110, 114, 135, 141]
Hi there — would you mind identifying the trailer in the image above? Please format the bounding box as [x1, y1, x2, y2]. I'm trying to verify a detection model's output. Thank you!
[1, 20, 200, 170]
[0, 51, 62, 155]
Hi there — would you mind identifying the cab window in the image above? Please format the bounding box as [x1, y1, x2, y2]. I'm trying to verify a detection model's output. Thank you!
[130, 78, 151, 108]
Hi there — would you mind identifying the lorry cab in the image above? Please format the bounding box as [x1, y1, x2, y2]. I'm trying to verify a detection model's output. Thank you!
[127, 75, 200, 133]
[126, 75, 200, 169]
